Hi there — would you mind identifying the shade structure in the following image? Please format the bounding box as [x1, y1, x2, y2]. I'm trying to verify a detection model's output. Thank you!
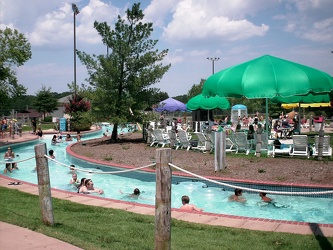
[202, 55, 333, 99]
[155, 97, 187, 112]
[186, 94, 230, 111]
[282, 103, 331, 109]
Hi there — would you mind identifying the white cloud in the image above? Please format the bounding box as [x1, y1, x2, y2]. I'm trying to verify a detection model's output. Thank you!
[302, 17, 333, 42]
[162, 0, 270, 44]
[22, 0, 119, 47]
[143, 0, 178, 27]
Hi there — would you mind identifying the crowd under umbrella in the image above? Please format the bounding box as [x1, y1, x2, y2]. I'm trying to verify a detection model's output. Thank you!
[202, 54, 333, 132]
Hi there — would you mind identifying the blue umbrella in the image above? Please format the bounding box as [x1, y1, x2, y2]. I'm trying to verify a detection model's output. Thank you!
[155, 98, 187, 112]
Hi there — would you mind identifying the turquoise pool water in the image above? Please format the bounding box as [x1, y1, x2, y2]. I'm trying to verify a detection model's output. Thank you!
[1, 127, 332, 224]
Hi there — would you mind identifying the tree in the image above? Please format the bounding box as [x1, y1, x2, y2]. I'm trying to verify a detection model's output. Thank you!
[77, 3, 170, 141]
[33, 86, 58, 118]
[64, 94, 91, 131]
[187, 79, 206, 100]
[0, 27, 31, 108]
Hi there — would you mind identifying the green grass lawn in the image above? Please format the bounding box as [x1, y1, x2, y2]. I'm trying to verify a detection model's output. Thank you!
[22, 122, 55, 132]
[0, 187, 332, 250]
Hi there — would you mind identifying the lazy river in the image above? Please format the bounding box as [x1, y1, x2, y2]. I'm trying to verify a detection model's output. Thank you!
[1, 127, 332, 224]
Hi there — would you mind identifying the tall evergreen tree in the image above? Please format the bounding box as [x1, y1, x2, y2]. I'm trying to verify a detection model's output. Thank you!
[33, 86, 58, 118]
[77, 3, 170, 141]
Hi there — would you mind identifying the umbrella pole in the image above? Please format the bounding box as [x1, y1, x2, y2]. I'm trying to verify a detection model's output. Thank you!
[265, 98, 269, 132]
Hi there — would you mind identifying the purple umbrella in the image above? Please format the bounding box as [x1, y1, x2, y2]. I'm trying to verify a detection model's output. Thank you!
[155, 98, 187, 112]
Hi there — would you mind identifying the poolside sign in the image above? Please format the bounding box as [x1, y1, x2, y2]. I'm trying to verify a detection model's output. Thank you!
[59, 118, 66, 132]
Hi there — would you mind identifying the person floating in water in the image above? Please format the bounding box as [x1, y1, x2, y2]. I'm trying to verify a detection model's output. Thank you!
[179, 195, 203, 212]
[79, 178, 104, 195]
[229, 188, 246, 203]
[69, 173, 80, 187]
[259, 191, 273, 202]
[119, 188, 141, 199]
[258, 191, 289, 208]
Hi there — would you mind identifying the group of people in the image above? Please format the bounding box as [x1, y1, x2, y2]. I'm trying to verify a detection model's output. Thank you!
[69, 171, 104, 195]
[51, 133, 74, 145]
[179, 188, 279, 213]
[3, 147, 18, 174]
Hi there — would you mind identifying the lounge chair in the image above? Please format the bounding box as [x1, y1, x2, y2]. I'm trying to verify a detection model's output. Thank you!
[234, 132, 251, 155]
[270, 143, 292, 158]
[312, 135, 332, 157]
[290, 135, 309, 158]
[192, 132, 209, 152]
[150, 129, 170, 147]
[176, 129, 192, 150]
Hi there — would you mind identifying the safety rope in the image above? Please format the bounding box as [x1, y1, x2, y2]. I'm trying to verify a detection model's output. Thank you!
[0, 156, 35, 164]
[169, 163, 333, 196]
[44, 154, 155, 174]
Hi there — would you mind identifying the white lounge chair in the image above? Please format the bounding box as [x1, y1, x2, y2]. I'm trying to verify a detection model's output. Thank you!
[234, 132, 251, 155]
[150, 129, 170, 147]
[192, 132, 209, 152]
[290, 135, 309, 158]
[176, 129, 192, 151]
[270, 144, 292, 158]
[312, 135, 332, 157]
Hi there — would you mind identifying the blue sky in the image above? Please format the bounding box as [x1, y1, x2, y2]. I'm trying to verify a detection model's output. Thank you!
[1, 0, 333, 97]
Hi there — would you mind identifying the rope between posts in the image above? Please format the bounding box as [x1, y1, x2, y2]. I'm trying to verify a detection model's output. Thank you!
[44, 154, 156, 174]
[0, 156, 35, 164]
[169, 163, 333, 196]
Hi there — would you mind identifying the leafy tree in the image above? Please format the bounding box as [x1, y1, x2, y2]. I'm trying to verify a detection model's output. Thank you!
[173, 94, 188, 104]
[187, 79, 206, 100]
[63, 94, 91, 131]
[0, 27, 31, 108]
[77, 3, 170, 141]
[33, 86, 58, 118]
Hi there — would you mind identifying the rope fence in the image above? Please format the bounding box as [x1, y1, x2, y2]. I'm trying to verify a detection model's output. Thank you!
[44, 155, 156, 174]
[4, 152, 331, 196]
[169, 163, 333, 196]
[0, 156, 35, 164]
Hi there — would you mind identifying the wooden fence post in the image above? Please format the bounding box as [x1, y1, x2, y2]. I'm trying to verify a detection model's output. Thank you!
[34, 143, 54, 226]
[155, 148, 172, 250]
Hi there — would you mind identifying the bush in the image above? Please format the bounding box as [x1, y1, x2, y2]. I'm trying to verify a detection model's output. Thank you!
[70, 112, 92, 132]
[44, 116, 52, 122]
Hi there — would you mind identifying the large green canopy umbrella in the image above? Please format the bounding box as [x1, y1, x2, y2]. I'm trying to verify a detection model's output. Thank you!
[202, 54, 333, 132]
[202, 55, 333, 99]
[270, 93, 331, 104]
[186, 94, 230, 110]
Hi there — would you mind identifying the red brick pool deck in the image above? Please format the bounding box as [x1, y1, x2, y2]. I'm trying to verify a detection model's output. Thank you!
[1, 131, 332, 249]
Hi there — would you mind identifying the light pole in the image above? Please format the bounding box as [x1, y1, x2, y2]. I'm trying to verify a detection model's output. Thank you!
[207, 57, 220, 74]
[72, 3, 80, 96]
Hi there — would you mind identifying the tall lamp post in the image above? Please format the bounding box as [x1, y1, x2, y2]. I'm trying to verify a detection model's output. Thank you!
[72, 3, 80, 96]
[207, 57, 220, 74]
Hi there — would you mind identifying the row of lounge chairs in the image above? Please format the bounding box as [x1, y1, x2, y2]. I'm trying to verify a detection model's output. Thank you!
[273, 135, 332, 158]
[149, 129, 332, 158]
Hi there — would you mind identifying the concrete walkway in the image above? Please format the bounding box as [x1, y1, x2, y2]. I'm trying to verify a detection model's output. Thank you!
[0, 221, 82, 250]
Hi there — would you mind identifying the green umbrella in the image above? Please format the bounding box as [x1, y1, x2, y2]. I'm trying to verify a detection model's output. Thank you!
[202, 55, 333, 99]
[270, 93, 331, 104]
[186, 94, 230, 110]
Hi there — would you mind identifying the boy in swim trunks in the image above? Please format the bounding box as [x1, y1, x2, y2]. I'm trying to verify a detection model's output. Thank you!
[180, 195, 203, 212]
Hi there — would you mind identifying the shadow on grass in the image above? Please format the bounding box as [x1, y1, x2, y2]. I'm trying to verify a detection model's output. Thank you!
[309, 223, 333, 250]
